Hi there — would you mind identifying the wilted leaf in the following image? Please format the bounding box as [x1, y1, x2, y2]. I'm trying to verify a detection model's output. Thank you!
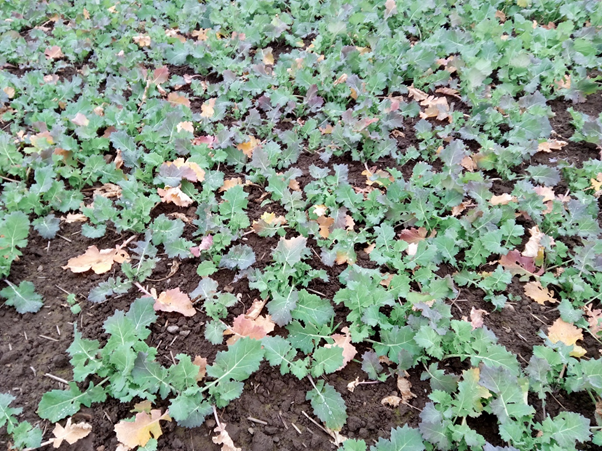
[524, 281, 557, 305]
[548, 318, 586, 357]
[45, 46, 63, 59]
[399, 227, 428, 244]
[252, 212, 286, 236]
[154, 288, 196, 317]
[114, 409, 171, 448]
[63, 246, 129, 274]
[325, 327, 357, 371]
[52, 418, 92, 448]
[213, 423, 241, 451]
[157, 185, 193, 207]
[167, 92, 190, 108]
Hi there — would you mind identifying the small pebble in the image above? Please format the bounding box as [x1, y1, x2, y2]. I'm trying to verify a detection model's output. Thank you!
[206, 418, 216, 429]
[273, 437, 279, 443]
[248, 427, 255, 435]
[179, 330, 190, 337]
[167, 325, 179, 334]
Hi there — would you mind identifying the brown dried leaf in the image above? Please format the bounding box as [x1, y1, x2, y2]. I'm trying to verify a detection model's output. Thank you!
[191, 29, 209, 41]
[152, 66, 169, 84]
[347, 377, 361, 393]
[45, 46, 64, 59]
[133, 35, 151, 47]
[52, 418, 92, 448]
[407, 85, 428, 102]
[114, 409, 171, 449]
[63, 246, 129, 274]
[470, 307, 488, 330]
[325, 326, 357, 371]
[537, 139, 568, 153]
[397, 375, 416, 403]
[157, 185, 193, 207]
[419, 96, 451, 122]
[219, 178, 243, 192]
[384, 0, 397, 17]
[245, 298, 267, 320]
[534, 186, 555, 203]
[252, 212, 286, 235]
[585, 305, 602, 336]
[335, 250, 354, 265]
[524, 281, 557, 305]
[548, 318, 586, 357]
[522, 226, 545, 259]
[461, 155, 477, 172]
[398, 227, 427, 244]
[201, 98, 216, 118]
[167, 92, 190, 108]
[381, 396, 401, 407]
[489, 193, 517, 206]
[154, 288, 196, 317]
[193, 355, 207, 381]
[499, 250, 542, 276]
[224, 314, 275, 345]
[213, 423, 241, 451]
[64, 213, 87, 223]
[93, 183, 122, 199]
[451, 201, 472, 217]
[262, 48, 274, 65]
[289, 179, 301, 191]
[317, 216, 335, 238]
[177, 121, 194, 134]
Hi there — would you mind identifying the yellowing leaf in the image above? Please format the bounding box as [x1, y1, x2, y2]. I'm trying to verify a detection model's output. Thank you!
[236, 136, 260, 158]
[262, 48, 274, 65]
[201, 98, 216, 118]
[52, 418, 92, 448]
[63, 246, 129, 274]
[167, 92, 191, 108]
[317, 216, 335, 238]
[524, 281, 557, 305]
[548, 318, 586, 357]
[133, 35, 151, 47]
[114, 409, 171, 448]
[213, 423, 241, 451]
[325, 326, 357, 371]
[45, 46, 64, 59]
[252, 212, 286, 235]
[3, 86, 15, 98]
[154, 288, 196, 317]
[157, 185, 194, 207]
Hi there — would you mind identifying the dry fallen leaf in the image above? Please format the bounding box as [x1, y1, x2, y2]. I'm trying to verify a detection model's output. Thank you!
[133, 400, 153, 413]
[384, 0, 397, 17]
[347, 377, 361, 393]
[157, 185, 194, 207]
[219, 178, 243, 192]
[262, 48, 274, 65]
[585, 305, 602, 336]
[224, 314, 275, 345]
[154, 288, 196, 317]
[71, 112, 89, 127]
[236, 136, 260, 158]
[133, 35, 151, 47]
[93, 183, 122, 199]
[537, 139, 568, 153]
[381, 396, 402, 407]
[63, 246, 129, 274]
[499, 250, 542, 276]
[45, 46, 64, 59]
[167, 92, 191, 108]
[177, 121, 194, 134]
[213, 423, 241, 451]
[114, 409, 171, 449]
[52, 418, 92, 448]
[252, 212, 287, 235]
[245, 298, 267, 320]
[201, 98, 216, 118]
[461, 155, 477, 172]
[548, 318, 586, 357]
[397, 374, 416, 403]
[524, 280, 557, 305]
[522, 226, 547, 261]
[325, 326, 357, 371]
[470, 307, 488, 330]
[317, 215, 335, 238]
[489, 193, 517, 206]
[162, 158, 205, 183]
[193, 355, 208, 381]
[64, 213, 88, 223]
[3, 86, 15, 98]
[399, 227, 428, 244]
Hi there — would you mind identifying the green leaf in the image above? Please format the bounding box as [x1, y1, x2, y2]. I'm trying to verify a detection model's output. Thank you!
[372, 425, 425, 451]
[312, 346, 343, 377]
[169, 388, 212, 428]
[262, 336, 304, 377]
[306, 380, 347, 431]
[268, 288, 299, 326]
[11, 420, 43, 449]
[0, 280, 44, 314]
[219, 244, 256, 270]
[0, 393, 20, 433]
[539, 412, 591, 448]
[338, 439, 367, 451]
[126, 297, 157, 338]
[292, 289, 334, 326]
[33, 214, 60, 239]
[479, 366, 535, 423]
[373, 326, 420, 363]
[273, 236, 308, 266]
[67, 326, 102, 382]
[37, 382, 106, 422]
[206, 337, 264, 383]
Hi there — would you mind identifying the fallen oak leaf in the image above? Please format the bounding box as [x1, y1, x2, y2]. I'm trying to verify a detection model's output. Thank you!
[397, 374, 416, 403]
[154, 288, 196, 317]
[114, 409, 171, 449]
[71, 113, 89, 127]
[236, 136, 260, 158]
[245, 298, 267, 320]
[469, 307, 488, 330]
[45, 46, 64, 59]
[316, 216, 335, 238]
[51, 418, 92, 448]
[524, 280, 557, 305]
[63, 246, 129, 274]
[133, 35, 151, 47]
[167, 92, 190, 108]
[224, 314, 275, 345]
[489, 193, 517, 206]
[219, 177, 243, 192]
[585, 305, 602, 336]
[381, 396, 402, 407]
[201, 98, 216, 118]
[213, 423, 241, 451]
[537, 139, 568, 153]
[499, 250, 543, 276]
[177, 121, 194, 134]
[193, 355, 208, 381]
